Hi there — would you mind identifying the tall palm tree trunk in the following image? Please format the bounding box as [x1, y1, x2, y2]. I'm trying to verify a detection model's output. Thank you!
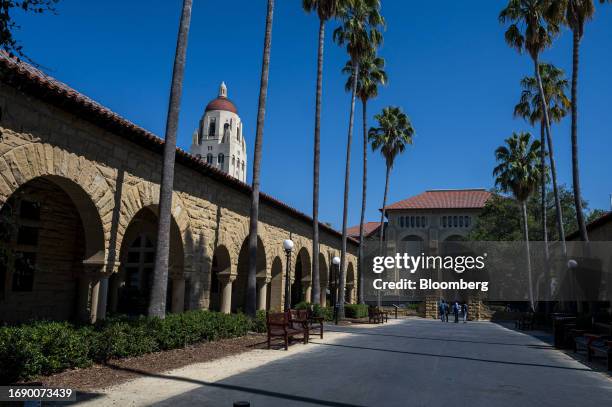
[521, 201, 535, 311]
[540, 119, 551, 302]
[339, 61, 359, 319]
[544, 122, 566, 252]
[149, 0, 193, 318]
[246, 0, 274, 318]
[311, 19, 325, 306]
[534, 59, 566, 255]
[378, 163, 390, 253]
[570, 31, 589, 243]
[357, 98, 368, 304]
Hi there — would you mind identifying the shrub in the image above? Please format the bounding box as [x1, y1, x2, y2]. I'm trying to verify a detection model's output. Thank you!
[344, 304, 368, 319]
[252, 310, 267, 333]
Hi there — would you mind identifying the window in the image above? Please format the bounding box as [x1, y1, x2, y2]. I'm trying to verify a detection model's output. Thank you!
[237, 126, 241, 140]
[218, 154, 224, 165]
[400, 217, 404, 228]
[459, 216, 464, 227]
[442, 216, 446, 228]
[416, 216, 420, 228]
[453, 216, 458, 227]
[232, 155, 236, 166]
[125, 235, 155, 290]
[410, 216, 415, 228]
[206, 153, 213, 164]
[12, 252, 36, 292]
[208, 118, 216, 138]
[422, 217, 427, 227]
[241, 161, 245, 171]
[465, 216, 471, 227]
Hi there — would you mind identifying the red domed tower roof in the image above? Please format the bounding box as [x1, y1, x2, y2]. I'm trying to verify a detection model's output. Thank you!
[205, 81, 237, 114]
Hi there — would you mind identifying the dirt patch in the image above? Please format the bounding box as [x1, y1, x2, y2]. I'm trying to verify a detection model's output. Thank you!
[24, 333, 266, 391]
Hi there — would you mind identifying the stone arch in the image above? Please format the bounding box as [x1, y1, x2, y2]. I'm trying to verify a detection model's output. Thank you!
[0, 142, 110, 263]
[401, 234, 426, 255]
[291, 246, 311, 306]
[209, 244, 231, 311]
[319, 252, 329, 306]
[233, 235, 266, 312]
[346, 261, 356, 304]
[0, 175, 106, 322]
[267, 256, 284, 311]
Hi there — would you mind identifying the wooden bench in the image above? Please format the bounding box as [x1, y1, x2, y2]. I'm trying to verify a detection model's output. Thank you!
[305, 308, 324, 339]
[574, 322, 612, 370]
[587, 337, 612, 370]
[266, 311, 307, 350]
[368, 306, 382, 324]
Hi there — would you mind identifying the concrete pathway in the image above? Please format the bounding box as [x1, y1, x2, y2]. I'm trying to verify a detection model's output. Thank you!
[78, 318, 612, 407]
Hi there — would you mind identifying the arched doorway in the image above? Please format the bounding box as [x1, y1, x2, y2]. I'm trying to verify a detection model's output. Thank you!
[210, 245, 231, 311]
[291, 247, 311, 307]
[0, 176, 105, 322]
[346, 262, 356, 303]
[267, 256, 283, 311]
[319, 253, 329, 306]
[234, 236, 266, 312]
[113, 207, 184, 315]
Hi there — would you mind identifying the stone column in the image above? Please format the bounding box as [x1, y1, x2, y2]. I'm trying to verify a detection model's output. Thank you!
[257, 276, 269, 311]
[171, 277, 186, 313]
[219, 274, 235, 314]
[97, 276, 109, 320]
[303, 281, 312, 303]
[89, 278, 100, 323]
[77, 275, 92, 322]
[320, 285, 327, 307]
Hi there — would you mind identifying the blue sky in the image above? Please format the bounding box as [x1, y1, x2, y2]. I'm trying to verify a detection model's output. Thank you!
[12, 0, 612, 230]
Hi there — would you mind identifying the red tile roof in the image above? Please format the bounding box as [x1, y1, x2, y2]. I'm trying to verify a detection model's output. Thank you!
[0, 52, 357, 245]
[205, 96, 238, 114]
[385, 189, 492, 211]
[566, 211, 612, 240]
[347, 222, 381, 238]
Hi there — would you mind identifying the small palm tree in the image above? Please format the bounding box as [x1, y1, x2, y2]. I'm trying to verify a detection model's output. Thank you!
[149, 0, 193, 318]
[369, 107, 414, 254]
[549, 0, 611, 242]
[246, 0, 275, 318]
[342, 53, 387, 304]
[494, 132, 542, 310]
[514, 63, 570, 252]
[302, 0, 343, 306]
[333, 0, 384, 317]
[500, 0, 563, 246]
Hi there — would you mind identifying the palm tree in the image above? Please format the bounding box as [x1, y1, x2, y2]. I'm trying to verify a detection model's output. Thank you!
[302, 0, 342, 306]
[369, 107, 414, 255]
[494, 132, 542, 310]
[499, 0, 563, 252]
[550, 0, 611, 242]
[333, 0, 384, 317]
[246, 0, 275, 318]
[343, 55, 387, 303]
[514, 63, 570, 261]
[148, 0, 193, 318]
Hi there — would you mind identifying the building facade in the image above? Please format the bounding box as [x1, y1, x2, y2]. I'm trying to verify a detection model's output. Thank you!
[190, 82, 247, 182]
[0, 54, 358, 324]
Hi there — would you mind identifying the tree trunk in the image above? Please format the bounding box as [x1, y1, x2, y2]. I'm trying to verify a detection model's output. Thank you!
[570, 30, 589, 243]
[148, 0, 193, 318]
[540, 119, 551, 303]
[339, 60, 359, 319]
[311, 18, 325, 306]
[378, 163, 390, 255]
[246, 0, 274, 318]
[521, 200, 535, 311]
[357, 98, 368, 304]
[533, 58, 567, 255]
[544, 114, 566, 254]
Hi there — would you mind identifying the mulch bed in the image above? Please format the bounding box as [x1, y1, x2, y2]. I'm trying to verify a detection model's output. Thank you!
[22, 333, 267, 392]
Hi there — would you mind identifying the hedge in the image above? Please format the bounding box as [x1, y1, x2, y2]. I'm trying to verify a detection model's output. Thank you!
[0, 310, 263, 384]
[294, 302, 334, 321]
[344, 304, 369, 319]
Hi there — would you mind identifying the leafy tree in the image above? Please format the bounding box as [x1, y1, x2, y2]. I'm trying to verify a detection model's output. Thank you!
[514, 63, 570, 271]
[369, 106, 414, 254]
[493, 132, 542, 310]
[342, 52, 387, 303]
[246, 0, 275, 317]
[302, 0, 343, 306]
[148, 0, 193, 318]
[333, 0, 383, 318]
[0, 0, 58, 61]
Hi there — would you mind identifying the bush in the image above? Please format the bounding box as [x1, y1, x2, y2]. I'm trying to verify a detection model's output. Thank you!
[344, 304, 368, 319]
[0, 310, 258, 383]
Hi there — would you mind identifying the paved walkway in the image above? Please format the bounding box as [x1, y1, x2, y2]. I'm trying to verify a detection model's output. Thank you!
[79, 318, 612, 407]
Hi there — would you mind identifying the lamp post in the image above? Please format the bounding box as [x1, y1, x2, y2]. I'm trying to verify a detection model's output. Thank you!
[332, 256, 340, 325]
[283, 239, 294, 311]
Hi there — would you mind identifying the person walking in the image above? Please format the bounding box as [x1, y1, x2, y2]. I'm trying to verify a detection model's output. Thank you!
[439, 300, 446, 322]
[462, 302, 468, 323]
[453, 301, 459, 323]
[444, 301, 449, 322]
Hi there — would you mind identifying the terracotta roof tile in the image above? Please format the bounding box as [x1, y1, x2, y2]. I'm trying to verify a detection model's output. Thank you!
[385, 189, 491, 210]
[347, 222, 381, 238]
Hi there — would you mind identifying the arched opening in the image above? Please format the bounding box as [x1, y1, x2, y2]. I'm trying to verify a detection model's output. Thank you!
[267, 256, 283, 311]
[210, 245, 231, 311]
[113, 207, 184, 316]
[291, 247, 311, 307]
[401, 235, 425, 255]
[0, 176, 105, 322]
[234, 236, 266, 312]
[319, 253, 329, 306]
[346, 262, 356, 304]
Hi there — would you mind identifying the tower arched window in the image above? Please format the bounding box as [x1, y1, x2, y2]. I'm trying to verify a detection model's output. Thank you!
[208, 118, 216, 138]
[206, 153, 213, 164]
[218, 153, 224, 165]
[241, 161, 245, 171]
[400, 216, 404, 228]
[232, 155, 235, 166]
